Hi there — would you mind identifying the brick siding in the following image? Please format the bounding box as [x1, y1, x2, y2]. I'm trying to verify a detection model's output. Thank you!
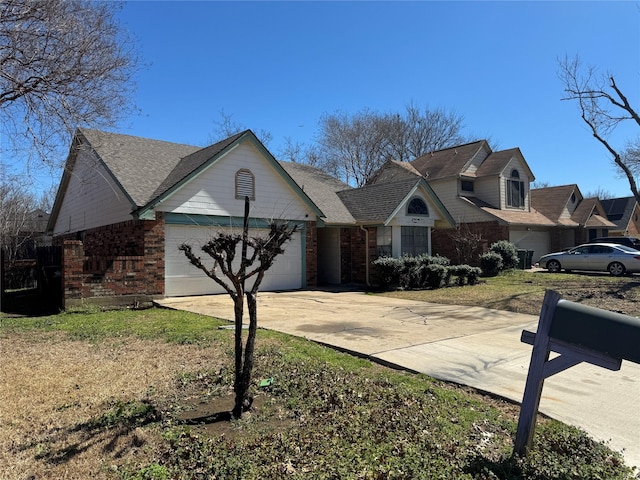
[432, 221, 509, 265]
[57, 215, 165, 307]
[340, 226, 376, 285]
[305, 221, 318, 287]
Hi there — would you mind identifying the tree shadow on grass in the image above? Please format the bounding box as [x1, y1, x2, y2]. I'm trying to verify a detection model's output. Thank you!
[463, 453, 524, 480]
[36, 399, 160, 465]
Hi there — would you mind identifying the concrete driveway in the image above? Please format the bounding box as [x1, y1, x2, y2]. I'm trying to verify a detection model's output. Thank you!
[156, 290, 640, 468]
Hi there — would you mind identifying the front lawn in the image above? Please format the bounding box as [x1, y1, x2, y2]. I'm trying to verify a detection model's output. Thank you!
[381, 269, 640, 318]
[1, 306, 636, 479]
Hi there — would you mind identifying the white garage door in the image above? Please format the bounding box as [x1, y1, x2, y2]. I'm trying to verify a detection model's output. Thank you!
[509, 229, 550, 264]
[165, 224, 302, 297]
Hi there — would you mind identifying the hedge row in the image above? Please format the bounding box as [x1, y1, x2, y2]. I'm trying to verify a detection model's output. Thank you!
[373, 254, 481, 291]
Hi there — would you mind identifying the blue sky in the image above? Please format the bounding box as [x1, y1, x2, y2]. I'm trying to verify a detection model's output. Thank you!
[20, 1, 640, 198]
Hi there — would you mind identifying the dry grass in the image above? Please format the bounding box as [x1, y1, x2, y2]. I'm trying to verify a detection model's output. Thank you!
[0, 332, 227, 480]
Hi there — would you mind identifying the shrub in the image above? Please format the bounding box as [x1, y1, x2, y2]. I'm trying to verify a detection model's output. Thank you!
[480, 252, 503, 277]
[401, 255, 422, 289]
[375, 254, 480, 290]
[373, 256, 404, 290]
[424, 264, 447, 289]
[489, 240, 519, 270]
[447, 265, 483, 286]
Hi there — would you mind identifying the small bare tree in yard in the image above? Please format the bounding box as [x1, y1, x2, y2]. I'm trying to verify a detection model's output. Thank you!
[179, 198, 297, 419]
[449, 223, 484, 265]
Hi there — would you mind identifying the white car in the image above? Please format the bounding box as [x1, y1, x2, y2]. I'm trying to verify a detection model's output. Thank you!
[538, 243, 640, 276]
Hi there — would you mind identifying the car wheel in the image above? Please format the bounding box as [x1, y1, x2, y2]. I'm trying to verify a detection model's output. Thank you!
[547, 260, 561, 273]
[608, 262, 626, 276]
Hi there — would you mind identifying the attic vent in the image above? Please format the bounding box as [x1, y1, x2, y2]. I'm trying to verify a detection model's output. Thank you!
[235, 169, 255, 200]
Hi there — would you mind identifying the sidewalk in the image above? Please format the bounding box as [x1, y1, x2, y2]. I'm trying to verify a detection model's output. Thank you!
[156, 290, 640, 468]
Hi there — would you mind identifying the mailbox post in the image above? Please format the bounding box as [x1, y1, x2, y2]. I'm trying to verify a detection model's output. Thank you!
[515, 289, 640, 456]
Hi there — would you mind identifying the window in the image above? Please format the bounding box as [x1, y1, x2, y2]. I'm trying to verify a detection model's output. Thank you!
[461, 180, 474, 193]
[506, 169, 525, 208]
[407, 197, 428, 215]
[376, 226, 392, 256]
[401, 226, 428, 256]
[235, 169, 255, 200]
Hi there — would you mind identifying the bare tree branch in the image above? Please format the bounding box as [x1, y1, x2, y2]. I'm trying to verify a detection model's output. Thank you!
[559, 55, 640, 204]
[0, 0, 139, 170]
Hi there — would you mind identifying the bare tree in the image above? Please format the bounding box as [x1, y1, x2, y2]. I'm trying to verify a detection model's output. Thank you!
[179, 198, 297, 419]
[559, 55, 640, 205]
[209, 109, 273, 148]
[0, 0, 138, 169]
[386, 102, 466, 162]
[314, 104, 466, 186]
[584, 187, 614, 200]
[0, 176, 40, 267]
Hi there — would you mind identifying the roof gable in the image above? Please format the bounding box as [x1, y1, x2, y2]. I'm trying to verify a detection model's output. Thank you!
[149, 131, 247, 202]
[601, 196, 637, 227]
[475, 148, 534, 179]
[336, 178, 454, 226]
[50, 129, 323, 227]
[530, 184, 582, 222]
[410, 140, 488, 180]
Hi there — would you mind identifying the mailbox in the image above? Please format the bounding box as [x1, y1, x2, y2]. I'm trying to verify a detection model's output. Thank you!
[514, 290, 640, 457]
[550, 300, 640, 364]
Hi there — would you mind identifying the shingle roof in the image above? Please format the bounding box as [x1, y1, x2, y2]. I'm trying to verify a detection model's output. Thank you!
[530, 184, 580, 223]
[76, 129, 323, 220]
[460, 196, 556, 226]
[79, 128, 200, 207]
[410, 141, 486, 179]
[150, 131, 247, 201]
[475, 148, 527, 177]
[337, 178, 422, 223]
[278, 161, 354, 224]
[601, 196, 637, 228]
[572, 197, 616, 228]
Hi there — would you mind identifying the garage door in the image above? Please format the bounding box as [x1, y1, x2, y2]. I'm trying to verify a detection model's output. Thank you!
[509, 229, 550, 264]
[165, 224, 302, 297]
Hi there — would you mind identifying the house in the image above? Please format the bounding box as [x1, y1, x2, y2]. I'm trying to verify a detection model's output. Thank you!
[530, 185, 617, 251]
[600, 196, 640, 238]
[280, 160, 455, 285]
[369, 140, 556, 263]
[48, 129, 455, 306]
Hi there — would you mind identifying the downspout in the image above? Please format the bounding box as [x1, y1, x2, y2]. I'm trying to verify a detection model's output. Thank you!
[360, 225, 370, 286]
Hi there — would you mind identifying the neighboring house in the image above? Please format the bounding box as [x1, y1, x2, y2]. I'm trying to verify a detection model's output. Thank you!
[48, 129, 455, 306]
[370, 140, 556, 262]
[600, 196, 640, 238]
[281, 160, 454, 285]
[530, 185, 616, 251]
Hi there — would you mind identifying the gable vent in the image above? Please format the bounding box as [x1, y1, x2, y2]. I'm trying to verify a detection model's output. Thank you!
[235, 168, 255, 200]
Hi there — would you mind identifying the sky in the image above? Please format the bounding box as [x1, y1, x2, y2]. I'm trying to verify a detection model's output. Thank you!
[12, 0, 640, 198]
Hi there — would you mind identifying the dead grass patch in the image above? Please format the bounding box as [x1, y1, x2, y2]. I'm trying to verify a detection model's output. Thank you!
[0, 333, 228, 480]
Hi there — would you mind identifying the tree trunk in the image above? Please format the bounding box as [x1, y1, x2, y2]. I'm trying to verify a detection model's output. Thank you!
[232, 293, 245, 419]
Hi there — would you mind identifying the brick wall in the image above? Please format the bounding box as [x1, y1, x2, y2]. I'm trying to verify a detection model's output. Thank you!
[432, 221, 509, 265]
[58, 215, 165, 307]
[305, 221, 318, 287]
[340, 226, 376, 285]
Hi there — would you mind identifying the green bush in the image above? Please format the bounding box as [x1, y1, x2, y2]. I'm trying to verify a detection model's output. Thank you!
[489, 240, 519, 270]
[374, 254, 480, 290]
[480, 252, 503, 277]
[447, 265, 483, 286]
[373, 256, 404, 290]
[424, 264, 447, 289]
